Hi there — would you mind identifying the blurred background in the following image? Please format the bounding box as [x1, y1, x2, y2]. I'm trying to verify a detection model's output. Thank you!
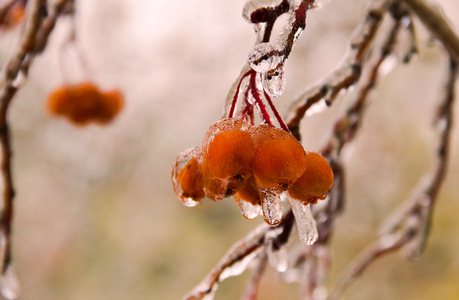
[1, 0, 459, 299]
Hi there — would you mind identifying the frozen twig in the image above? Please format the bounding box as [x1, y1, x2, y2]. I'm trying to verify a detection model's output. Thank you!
[329, 55, 456, 300]
[321, 1, 404, 157]
[294, 6, 405, 298]
[184, 210, 296, 300]
[400, 0, 459, 62]
[240, 251, 268, 300]
[0, 0, 72, 295]
[183, 224, 266, 300]
[286, 0, 391, 140]
[328, 231, 409, 300]
[0, 0, 47, 278]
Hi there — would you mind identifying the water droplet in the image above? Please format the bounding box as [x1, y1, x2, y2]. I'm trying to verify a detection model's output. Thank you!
[235, 197, 261, 220]
[262, 65, 286, 98]
[378, 55, 398, 78]
[288, 196, 318, 245]
[249, 43, 283, 73]
[0, 265, 20, 300]
[259, 188, 283, 226]
[305, 99, 328, 116]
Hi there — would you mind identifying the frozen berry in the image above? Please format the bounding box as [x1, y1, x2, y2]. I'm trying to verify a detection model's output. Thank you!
[288, 152, 333, 204]
[202, 118, 254, 200]
[171, 146, 205, 207]
[251, 125, 306, 189]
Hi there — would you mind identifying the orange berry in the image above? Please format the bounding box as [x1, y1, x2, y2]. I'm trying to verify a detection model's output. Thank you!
[251, 125, 306, 189]
[288, 152, 334, 204]
[171, 146, 205, 206]
[46, 82, 124, 126]
[202, 118, 254, 200]
[97, 89, 125, 124]
[234, 179, 260, 206]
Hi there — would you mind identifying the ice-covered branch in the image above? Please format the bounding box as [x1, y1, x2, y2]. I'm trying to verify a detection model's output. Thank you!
[321, 2, 405, 157]
[184, 210, 296, 300]
[224, 0, 317, 119]
[286, 7, 406, 298]
[240, 251, 268, 300]
[286, 0, 391, 140]
[401, 0, 459, 62]
[0, 0, 72, 298]
[329, 55, 456, 300]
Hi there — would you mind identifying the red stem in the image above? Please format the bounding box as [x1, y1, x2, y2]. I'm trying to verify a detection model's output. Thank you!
[229, 70, 254, 118]
[249, 73, 273, 126]
[264, 90, 289, 132]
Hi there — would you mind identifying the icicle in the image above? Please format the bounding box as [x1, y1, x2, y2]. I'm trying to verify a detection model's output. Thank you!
[259, 188, 283, 226]
[265, 227, 288, 272]
[288, 196, 318, 245]
[235, 197, 262, 220]
[262, 65, 286, 98]
[0, 265, 20, 300]
[249, 43, 283, 73]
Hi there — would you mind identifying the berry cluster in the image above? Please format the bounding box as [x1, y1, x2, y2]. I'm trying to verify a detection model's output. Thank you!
[46, 82, 124, 126]
[172, 118, 333, 226]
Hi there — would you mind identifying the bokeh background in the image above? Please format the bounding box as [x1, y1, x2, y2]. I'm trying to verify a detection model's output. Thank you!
[1, 0, 459, 299]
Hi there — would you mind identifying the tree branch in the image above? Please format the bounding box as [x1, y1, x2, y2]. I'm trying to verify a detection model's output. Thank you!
[0, 0, 73, 297]
[329, 54, 456, 300]
[401, 0, 459, 62]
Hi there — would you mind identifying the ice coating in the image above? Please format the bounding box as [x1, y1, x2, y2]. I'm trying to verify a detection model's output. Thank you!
[288, 196, 318, 245]
[262, 65, 286, 98]
[265, 227, 288, 272]
[305, 99, 328, 117]
[242, 0, 284, 23]
[171, 146, 204, 207]
[0, 265, 20, 300]
[259, 188, 283, 226]
[0, 232, 19, 300]
[236, 197, 262, 220]
[249, 43, 283, 73]
[234, 181, 262, 220]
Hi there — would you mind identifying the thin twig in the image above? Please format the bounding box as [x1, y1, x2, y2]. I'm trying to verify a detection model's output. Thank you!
[285, 0, 391, 141]
[0, 0, 72, 275]
[184, 210, 296, 300]
[329, 54, 456, 300]
[240, 252, 268, 300]
[183, 224, 267, 300]
[401, 0, 459, 62]
[0, 0, 47, 275]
